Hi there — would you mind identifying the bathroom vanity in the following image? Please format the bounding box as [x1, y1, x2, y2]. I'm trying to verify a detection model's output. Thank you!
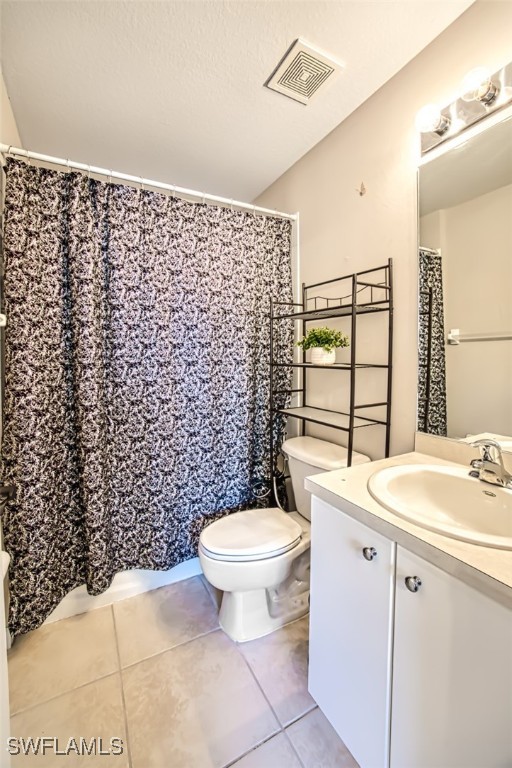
[306, 451, 512, 768]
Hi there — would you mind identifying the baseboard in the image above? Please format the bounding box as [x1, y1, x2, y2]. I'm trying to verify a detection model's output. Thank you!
[44, 558, 203, 625]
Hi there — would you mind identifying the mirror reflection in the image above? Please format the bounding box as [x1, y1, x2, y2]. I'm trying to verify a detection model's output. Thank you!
[417, 113, 512, 442]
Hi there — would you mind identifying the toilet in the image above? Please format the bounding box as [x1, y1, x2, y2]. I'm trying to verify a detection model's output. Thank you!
[199, 436, 370, 642]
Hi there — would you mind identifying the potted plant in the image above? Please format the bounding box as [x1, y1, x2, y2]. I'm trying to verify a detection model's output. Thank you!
[297, 326, 350, 365]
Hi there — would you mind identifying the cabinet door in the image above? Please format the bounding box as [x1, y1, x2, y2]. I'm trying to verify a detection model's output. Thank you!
[392, 547, 512, 768]
[309, 497, 396, 768]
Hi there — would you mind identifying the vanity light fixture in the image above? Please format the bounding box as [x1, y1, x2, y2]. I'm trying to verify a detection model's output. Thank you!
[461, 67, 499, 105]
[416, 59, 512, 155]
[414, 104, 450, 136]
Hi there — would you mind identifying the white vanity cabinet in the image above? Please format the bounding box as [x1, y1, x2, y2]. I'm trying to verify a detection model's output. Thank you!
[309, 496, 512, 768]
[391, 546, 512, 768]
[309, 497, 396, 768]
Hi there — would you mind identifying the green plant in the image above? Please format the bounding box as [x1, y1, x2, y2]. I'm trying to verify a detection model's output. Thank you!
[296, 326, 350, 352]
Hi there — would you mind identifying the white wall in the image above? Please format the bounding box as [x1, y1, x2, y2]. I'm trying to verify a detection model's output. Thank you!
[421, 184, 512, 438]
[255, 0, 512, 458]
[419, 211, 442, 253]
[1, 70, 21, 148]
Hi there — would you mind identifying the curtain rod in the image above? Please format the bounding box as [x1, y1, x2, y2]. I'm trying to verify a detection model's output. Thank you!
[0, 144, 297, 222]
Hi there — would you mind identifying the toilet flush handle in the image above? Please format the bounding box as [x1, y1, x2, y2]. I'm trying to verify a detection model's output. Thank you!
[362, 546, 377, 561]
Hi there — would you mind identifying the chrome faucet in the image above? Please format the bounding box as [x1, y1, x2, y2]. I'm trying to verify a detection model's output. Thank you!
[470, 438, 512, 489]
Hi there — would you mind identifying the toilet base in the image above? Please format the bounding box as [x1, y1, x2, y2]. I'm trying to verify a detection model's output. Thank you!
[219, 584, 309, 643]
[199, 511, 311, 643]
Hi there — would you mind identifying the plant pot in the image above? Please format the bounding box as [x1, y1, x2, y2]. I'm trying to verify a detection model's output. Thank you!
[310, 347, 336, 365]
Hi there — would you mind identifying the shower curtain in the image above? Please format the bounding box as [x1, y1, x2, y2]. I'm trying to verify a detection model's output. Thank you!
[418, 247, 447, 436]
[1, 158, 293, 636]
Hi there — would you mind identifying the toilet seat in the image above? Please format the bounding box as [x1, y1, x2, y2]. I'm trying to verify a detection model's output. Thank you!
[200, 507, 303, 562]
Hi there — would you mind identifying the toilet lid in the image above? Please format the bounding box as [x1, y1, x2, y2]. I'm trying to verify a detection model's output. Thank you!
[200, 507, 303, 561]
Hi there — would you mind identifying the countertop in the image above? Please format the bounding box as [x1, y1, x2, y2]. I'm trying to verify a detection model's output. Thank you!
[305, 451, 512, 610]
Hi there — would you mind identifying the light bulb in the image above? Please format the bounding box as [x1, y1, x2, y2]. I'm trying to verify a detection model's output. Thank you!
[461, 67, 499, 104]
[415, 104, 450, 135]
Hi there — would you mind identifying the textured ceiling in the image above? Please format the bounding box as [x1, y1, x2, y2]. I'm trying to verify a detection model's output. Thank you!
[1, 1, 474, 202]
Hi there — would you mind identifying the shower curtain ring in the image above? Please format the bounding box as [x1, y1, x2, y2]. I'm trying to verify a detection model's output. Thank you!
[108, 170, 113, 184]
[202, 192, 206, 206]
[66, 158, 71, 173]
[26, 151, 33, 167]
[140, 176, 144, 191]
[88, 165, 91, 180]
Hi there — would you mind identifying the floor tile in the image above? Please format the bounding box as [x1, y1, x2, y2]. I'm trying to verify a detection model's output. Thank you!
[113, 576, 219, 666]
[8, 606, 118, 714]
[10, 674, 128, 767]
[229, 733, 303, 768]
[123, 629, 280, 768]
[239, 617, 315, 726]
[286, 708, 359, 768]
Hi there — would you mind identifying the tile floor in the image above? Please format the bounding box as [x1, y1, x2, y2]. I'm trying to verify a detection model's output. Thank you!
[8, 575, 358, 767]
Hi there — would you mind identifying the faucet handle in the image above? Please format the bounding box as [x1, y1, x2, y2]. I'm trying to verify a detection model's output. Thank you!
[471, 438, 502, 449]
[470, 438, 502, 463]
[469, 438, 512, 488]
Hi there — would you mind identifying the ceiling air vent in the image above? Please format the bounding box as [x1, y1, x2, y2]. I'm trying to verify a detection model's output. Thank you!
[265, 38, 342, 105]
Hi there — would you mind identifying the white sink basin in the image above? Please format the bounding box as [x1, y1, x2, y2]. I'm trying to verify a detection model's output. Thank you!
[368, 464, 512, 550]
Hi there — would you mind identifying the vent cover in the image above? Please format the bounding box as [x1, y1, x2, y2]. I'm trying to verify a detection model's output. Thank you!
[265, 39, 342, 105]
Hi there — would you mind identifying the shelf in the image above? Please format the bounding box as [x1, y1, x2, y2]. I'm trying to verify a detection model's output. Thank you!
[271, 362, 390, 370]
[269, 260, 393, 496]
[272, 300, 390, 322]
[274, 406, 386, 431]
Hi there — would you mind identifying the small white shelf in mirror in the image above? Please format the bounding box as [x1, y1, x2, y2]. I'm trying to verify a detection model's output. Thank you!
[447, 329, 512, 345]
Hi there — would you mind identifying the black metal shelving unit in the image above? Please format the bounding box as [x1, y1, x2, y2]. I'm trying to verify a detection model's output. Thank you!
[269, 259, 393, 500]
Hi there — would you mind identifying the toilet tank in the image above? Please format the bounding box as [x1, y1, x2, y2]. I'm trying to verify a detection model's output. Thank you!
[281, 436, 370, 521]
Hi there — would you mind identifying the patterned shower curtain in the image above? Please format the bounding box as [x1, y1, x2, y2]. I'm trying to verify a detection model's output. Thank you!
[1, 159, 292, 636]
[417, 247, 447, 436]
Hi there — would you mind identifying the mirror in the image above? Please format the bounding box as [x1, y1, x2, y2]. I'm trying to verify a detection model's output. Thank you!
[417, 110, 512, 443]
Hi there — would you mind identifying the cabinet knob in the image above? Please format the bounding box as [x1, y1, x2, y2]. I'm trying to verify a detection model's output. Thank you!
[362, 546, 377, 561]
[405, 576, 422, 593]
